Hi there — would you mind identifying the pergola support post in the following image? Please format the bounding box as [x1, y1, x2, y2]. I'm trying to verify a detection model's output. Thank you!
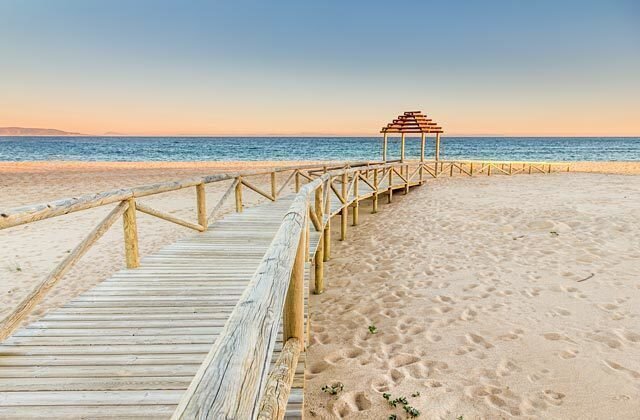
[435, 132, 441, 161]
[400, 133, 406, 162]
[382, 133, 388, 162]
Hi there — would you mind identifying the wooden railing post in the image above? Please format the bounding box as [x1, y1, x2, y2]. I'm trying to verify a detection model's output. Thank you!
[283, 213, 305, 348]
[123, 198, 140, 269]
[196, 183, 207, 230]
[373, 169, 379, 213]
[340, 172, 348, 241]
[305, 208, 311, 263]
[487, 164, 492, 176]
[323, 179, 331, 261]
[352, 173, 359, 226]
[388, 167, 393, 203]
[470, 162, 474, 176]
[314, 185, 324, 294]
[271, 172, 277, 200]
[404, 164, 410, 194]
[294, 171, 301, 193]
[235, 177, 243, 212]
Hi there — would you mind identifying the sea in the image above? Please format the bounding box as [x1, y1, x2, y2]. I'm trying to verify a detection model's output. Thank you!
[0, 137, 638, 162]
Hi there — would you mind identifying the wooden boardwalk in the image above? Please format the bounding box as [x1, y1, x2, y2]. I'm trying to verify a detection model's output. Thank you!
[0, 197, 309, 418]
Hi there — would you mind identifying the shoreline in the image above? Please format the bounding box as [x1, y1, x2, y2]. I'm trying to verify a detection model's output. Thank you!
[1, 159, 640, 174]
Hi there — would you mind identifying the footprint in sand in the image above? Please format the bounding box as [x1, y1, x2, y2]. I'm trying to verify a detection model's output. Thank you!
[498, 328, 525, 341]
[381, 308, 399, 318]
[588, 332, 623, 349]
[389, 353, 420, 368]
[543, 390, 566, 406]
[312, 332, 332, 345]
[604, 360, 640, 379]
[559, 348, 579, 359]
[543, 332, 575, 343]
[496, 359, 522, 377]
[342, 347, 365, 359]
[522, 287, 542, 298]
[460, 307, 478, 321]
[308, 360, 332, 375]
[615, 329, 640, 343]
[466, 332, 494, 349]
[331, 391, 372, 418]
[466, 385, 522, 416]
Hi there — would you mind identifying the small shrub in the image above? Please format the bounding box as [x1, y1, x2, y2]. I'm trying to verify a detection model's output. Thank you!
[368, 325, 378, 334]
[403, 405, 420, 417]
[321, 383, 344, 395]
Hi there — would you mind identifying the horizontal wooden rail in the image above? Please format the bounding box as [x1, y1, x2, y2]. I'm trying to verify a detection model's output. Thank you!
[0, 162, 369, 230]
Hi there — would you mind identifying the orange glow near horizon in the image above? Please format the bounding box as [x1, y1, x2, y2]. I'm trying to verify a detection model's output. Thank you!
[3, 93, 640, 137]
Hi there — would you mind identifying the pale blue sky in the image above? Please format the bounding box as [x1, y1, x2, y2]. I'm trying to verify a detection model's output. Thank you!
[1, 0, 638, 135]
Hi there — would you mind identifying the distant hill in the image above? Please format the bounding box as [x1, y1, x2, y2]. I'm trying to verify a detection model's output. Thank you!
[0, 127, 86, 136]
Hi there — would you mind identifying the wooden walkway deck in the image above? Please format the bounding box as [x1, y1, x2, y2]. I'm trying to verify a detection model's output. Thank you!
[0, 197, 310, 419]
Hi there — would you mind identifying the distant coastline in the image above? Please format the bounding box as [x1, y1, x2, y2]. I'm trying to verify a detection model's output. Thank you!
[0, 127, 85, 136]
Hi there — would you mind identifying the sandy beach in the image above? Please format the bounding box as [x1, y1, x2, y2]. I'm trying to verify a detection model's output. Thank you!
[1, 161, 639, 419]
[305, 171, 640, 419]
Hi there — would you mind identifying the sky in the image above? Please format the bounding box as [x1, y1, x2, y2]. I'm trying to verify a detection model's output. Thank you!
[0, 0, 639, 136]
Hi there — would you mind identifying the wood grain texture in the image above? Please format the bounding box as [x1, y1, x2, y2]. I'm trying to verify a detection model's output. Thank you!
[256, 338, 301, 420]
[196, 183, 207, 230]
[123, 198, 140, 269]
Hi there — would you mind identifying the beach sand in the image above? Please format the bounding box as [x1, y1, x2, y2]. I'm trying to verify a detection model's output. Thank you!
[305, 172, 640, 419]
[1, 160, 639, 418]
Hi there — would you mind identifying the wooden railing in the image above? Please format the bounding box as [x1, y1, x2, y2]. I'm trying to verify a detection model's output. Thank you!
[419, 159, 570, 177]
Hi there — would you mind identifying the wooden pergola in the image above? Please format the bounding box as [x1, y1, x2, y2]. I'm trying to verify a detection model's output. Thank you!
[380, 111, 444, 162]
